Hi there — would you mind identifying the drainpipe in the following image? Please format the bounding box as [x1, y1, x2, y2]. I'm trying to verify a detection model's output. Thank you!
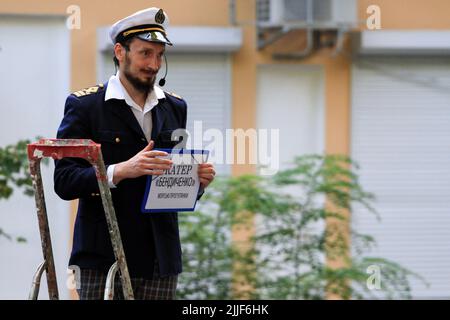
[332, 26, 349, 57]
[229, 0, 237, 25]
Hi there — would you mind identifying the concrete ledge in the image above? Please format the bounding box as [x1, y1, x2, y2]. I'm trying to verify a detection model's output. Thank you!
[354, 30, 450, 56]
[98, 26, 242, 53]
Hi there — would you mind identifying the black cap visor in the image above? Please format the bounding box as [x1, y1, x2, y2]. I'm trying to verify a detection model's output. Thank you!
[136, 31, 173, 46]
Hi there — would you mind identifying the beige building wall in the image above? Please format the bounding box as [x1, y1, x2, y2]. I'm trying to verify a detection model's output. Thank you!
[2, 0, 448, 173]
[0, 0, 229, 91]
[2, 0, 450, 299]
[230, 0, 450, 298]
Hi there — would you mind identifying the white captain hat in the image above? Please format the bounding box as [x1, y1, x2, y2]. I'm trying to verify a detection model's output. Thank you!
[109, 7, 172, 46]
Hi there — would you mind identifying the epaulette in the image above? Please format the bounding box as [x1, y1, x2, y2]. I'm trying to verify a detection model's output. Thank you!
[72, 83, 105, 98]
[165, 91, 183, 100]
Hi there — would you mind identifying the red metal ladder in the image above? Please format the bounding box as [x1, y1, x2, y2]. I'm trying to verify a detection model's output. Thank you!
[27, 138, 134, 300]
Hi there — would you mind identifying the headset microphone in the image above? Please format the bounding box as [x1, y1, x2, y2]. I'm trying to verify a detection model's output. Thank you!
[158, 54, 168, 87]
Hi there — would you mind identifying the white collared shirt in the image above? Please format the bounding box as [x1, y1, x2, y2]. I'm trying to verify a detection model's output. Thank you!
[104, 72, 165, 188]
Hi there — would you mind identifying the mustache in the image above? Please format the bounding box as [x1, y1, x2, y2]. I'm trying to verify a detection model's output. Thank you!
[141, 69, 158, 76]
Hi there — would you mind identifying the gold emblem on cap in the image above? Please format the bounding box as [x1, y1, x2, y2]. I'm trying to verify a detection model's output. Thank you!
[155, 9, 165, 24]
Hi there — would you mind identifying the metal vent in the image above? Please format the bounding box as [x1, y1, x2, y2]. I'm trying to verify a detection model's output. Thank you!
[283, 0, 308, 21]
[256, 0, 356, 25]
[283, 0, 333, 22]
[313, 0, 332, 21]
[257, 0, 271, 22]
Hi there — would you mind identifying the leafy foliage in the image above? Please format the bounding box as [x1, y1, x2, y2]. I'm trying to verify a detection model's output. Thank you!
[177, 154, 426, 299]
[177, 178, 238, 299]
[0, 139, 35, 200]
[0, 139, 39, 242]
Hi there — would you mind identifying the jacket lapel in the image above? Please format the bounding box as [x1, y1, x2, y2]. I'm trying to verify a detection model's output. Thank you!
[107, 99, 146, 140]
[151, 100, 168, 140]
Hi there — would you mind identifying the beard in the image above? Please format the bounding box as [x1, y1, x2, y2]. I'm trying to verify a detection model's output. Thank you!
[122, 54, 157, 94]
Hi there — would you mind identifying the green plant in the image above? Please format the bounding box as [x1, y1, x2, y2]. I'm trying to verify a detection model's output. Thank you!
[177, 177, 239, 299]
[0, 139, 38, 242]
[178, 154, 426, 299]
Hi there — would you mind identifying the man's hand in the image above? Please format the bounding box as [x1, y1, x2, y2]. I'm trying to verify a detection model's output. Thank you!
[113, 140, 172, 185]
[198, 163, 215, 189]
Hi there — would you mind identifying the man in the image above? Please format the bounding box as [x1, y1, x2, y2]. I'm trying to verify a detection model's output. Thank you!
[54, 7, 215, 300]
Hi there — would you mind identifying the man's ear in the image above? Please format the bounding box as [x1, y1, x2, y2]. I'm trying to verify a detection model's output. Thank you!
[114, 43, 125, 64]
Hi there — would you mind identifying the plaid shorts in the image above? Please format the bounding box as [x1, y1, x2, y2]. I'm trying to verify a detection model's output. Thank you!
[76, 261, 178, 300]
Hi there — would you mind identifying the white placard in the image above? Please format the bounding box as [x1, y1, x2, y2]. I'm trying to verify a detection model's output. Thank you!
[141, 149, 209, 212]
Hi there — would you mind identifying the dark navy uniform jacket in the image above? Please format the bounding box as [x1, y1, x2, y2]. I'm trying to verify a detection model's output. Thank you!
[54, 82, 195, 278]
